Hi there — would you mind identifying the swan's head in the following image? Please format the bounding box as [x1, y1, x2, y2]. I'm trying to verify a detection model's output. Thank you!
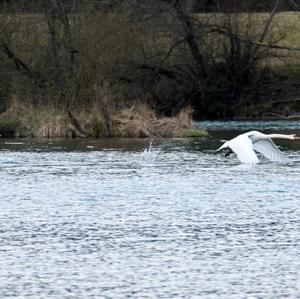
[291, 134, 300, 140]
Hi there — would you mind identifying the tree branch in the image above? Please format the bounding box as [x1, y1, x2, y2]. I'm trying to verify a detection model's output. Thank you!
[1, 41, 46, 88]
[199, 22, 300, 52]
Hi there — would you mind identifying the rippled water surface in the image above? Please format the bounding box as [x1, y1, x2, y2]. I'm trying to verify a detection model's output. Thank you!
[1, 121, 300, 298]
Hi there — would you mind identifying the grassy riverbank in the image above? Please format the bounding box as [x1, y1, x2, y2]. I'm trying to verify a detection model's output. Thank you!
[0, 104, 207, 138]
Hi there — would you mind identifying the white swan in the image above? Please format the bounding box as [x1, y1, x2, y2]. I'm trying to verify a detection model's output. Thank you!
[216, 131, 299, 164]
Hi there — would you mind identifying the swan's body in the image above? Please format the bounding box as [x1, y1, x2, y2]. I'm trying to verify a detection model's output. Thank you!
[216, 131, 299, 164]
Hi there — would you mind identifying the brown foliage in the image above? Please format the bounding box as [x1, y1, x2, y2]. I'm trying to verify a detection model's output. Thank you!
[113, 104, 194, 138]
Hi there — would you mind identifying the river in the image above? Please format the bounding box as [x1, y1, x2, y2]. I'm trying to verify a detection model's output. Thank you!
[0, 120, 299, 298]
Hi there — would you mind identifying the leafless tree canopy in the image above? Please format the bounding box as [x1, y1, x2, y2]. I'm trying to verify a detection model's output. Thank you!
[0, 0, 300, 118]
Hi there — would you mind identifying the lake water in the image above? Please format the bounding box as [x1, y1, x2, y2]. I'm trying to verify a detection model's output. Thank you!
[1, 120, 300, 298]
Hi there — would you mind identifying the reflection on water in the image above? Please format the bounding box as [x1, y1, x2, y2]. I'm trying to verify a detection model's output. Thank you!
[0, 121, 300, 298]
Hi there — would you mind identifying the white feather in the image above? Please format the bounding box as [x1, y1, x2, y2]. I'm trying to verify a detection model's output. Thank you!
[252, 139, 288, 163]
[228, 135, 259, 164]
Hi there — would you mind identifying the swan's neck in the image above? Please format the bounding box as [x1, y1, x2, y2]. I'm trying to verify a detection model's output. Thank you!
[267, 134, 294, 140]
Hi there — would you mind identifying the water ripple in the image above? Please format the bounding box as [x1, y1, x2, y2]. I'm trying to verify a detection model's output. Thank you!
[0, 135, 299, 298]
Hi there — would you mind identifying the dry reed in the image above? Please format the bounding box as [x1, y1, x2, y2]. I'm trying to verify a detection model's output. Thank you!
[113, 104, 197, 138]
[0, 97, 205, 138]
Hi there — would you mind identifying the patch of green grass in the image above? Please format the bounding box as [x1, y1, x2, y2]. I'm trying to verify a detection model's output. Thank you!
[182, 128, 208, 138]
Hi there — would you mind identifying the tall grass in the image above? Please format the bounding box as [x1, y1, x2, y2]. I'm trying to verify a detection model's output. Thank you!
[0, 94, 205, 138]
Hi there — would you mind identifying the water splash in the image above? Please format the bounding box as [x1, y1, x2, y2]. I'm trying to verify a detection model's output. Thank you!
[141, 140, 159, 163]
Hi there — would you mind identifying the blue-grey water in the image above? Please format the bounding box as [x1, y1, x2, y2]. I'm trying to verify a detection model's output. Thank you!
[1, 121, 300, 298]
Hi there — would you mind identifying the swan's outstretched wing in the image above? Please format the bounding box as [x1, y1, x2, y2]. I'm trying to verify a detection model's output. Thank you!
[229, 135, 259, 164]
[252, 139, 288, 163]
